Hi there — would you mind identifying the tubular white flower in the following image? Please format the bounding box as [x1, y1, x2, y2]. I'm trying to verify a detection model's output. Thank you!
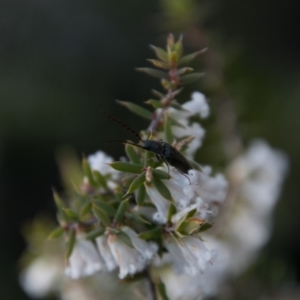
[107, 227, 158, 279]
[65, 237, 104, 279]
[164, 235, 217, 275]
[144, 183, 170, 224]
[160, 168, 227, 221]
[95, 235, 117, 272]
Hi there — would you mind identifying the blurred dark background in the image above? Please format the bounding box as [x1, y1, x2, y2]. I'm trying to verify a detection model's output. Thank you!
[1, 0, 300, 299]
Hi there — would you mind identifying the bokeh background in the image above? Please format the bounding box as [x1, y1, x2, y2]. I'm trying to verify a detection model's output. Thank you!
[1, 0, 300, 299]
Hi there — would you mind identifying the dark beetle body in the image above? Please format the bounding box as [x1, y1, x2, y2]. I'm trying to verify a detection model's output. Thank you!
[143, 140, 191, 174]
[100, 110, 192, 177]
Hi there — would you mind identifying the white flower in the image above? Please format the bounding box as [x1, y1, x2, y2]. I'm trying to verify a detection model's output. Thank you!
[88, 150, 119, 189]
[160, 168, 227, 221]
[88, 151, 114, 176]
[107, 227, 158, 279]
[163, 91, 209, 159]
[144, 183, 170, 224]
[19, 257, 61, 298]
[182, 91, 210, 119]
[95, 235, 117, 272]
[164, 235, 217, 275]
[65, 237, 104, 279]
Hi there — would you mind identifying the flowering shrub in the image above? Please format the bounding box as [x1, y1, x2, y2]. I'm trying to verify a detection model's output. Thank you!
[19, 34, 288, 300]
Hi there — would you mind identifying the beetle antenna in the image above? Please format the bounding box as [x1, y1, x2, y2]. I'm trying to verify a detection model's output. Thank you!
[100, 110, 144, 143]
[107, 139, 144, 149]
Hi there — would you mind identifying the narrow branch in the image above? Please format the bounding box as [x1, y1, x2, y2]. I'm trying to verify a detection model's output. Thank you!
[144, 268, 157, 300]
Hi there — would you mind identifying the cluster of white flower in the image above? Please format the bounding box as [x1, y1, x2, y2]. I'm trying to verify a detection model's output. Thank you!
[19, 91, 288, 300]
[160, 140, 288, 300]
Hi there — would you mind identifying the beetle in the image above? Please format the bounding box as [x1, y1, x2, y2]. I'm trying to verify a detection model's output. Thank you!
[100, 110, 192, 183]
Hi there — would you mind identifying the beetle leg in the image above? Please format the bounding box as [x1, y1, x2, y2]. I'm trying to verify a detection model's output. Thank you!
[176, 169, 192, 185]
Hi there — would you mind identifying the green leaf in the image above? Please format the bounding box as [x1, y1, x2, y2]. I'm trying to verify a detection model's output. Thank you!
[47, 227, 64, 240]
[174, 34, 183, 58]
[186, 208, 197, 218]
[93, 170, 108, 189]
[168, 116, 186, 129]
[164, 114, 174, 144]
[116, 230, 134, 248]
[180, 72, 205, 85]
[149, 45, 168, 61]
[65, 229, 76, 260]
[135, 184, 146, 206]
[53, 190, 69, 221]
[147, 59, 170, 69]
[178, 219, 203, 235]
[109, 161, 143, 174]
[117, 100, 153, 120]
[63, 208, 78, 219]
[79, 202, 92, 218]
[93, 198, 116, 216]
[199, 222, 213, 232]
[82, 157, 97, 187]
[167, 203, 177, 222]
[114, 199, 129, 223]
[152, 169, 170, 180]
[125, 172, 146, 196]
[125, 144, 141, 164]
[85, 227, 105, 240]
[178, 48, 208, 66]
[139, 227, 162, 240]
[144, 99, 164, 109]
[177, 67, 194, 76]
[93, 205, 111, 227]
[127, 212, 151, 225]
[152, 177, 172, 201]
[156, 280, 170, 300]
[151, 89, 165, 98]
[136, 68, 168, 79]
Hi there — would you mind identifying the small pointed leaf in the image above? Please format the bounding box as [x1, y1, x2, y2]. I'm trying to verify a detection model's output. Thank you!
[199, 222, 213, 232]
[109, 161, 143, 174]
[93, 205, 111, 227]
[145, 99, 164, 109]
[151, 89, 165, 98]
[63, 208, 79, 219]
[125, 144, 141, 164]
[139, 227, 162, 240]
[164, 114, 174, 144]
[65, 229, 76, 260]
[82, 157, 97, 187]
[149, 45, 168, 62]
[177, 67, 194, 76]
[180, 72, 205, 85]
[152, 169, 170, 180]
[117, 100, 153, 120]
[114, 199, 129, 223]
[47, 227, 64, 240]
[135, 184, 146, 206]
[167, 203, 177, 222]
[147, 59, 170, 69]
[93, 199, 116, 216]
[85, 227, 105, 240]
[156, 280, 170, 300]
[125, 172, 146, 196]
[152, 177, 172, 201]
[136, 68, 168, 79]
[80, 202, 92, 218]
[178, 48, 208, 66]
[93, 170, 108, 189]
[116, 230, 134, 248]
